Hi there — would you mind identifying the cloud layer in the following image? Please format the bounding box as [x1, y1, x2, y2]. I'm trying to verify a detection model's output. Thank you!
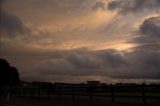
[1, 0, 160, 83]
[22, 48, 160, 82]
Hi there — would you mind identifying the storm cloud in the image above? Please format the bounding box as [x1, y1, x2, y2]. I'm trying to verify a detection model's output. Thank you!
[22, 48, 160, 82]
[107, 0, 160, 14]
[130, 16, 160, 46]
[0, 9, 29, 37]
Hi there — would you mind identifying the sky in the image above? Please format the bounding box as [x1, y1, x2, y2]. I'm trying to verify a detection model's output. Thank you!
[0, 0, 160, 83]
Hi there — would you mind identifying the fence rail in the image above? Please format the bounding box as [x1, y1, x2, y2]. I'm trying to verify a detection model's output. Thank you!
[1, 84, 160, 104]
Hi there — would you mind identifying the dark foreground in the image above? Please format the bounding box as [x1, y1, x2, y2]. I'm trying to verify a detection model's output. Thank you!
[1, 96, 160, 106]
[1, 83, 160, 106]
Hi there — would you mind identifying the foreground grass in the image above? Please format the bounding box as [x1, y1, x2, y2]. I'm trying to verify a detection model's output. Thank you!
[1, 95, 160, 106]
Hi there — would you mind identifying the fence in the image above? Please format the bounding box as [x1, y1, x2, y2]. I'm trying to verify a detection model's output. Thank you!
[1, 84, 160, 104]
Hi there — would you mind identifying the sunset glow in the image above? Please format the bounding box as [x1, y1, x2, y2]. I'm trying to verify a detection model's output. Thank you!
[1, 0, 160, 83]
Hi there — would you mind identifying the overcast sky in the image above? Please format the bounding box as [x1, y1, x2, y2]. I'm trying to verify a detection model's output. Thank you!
[1, 0, 160, 83]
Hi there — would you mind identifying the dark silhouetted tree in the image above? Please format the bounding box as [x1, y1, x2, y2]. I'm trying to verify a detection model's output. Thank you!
[0, 58, 20, 87]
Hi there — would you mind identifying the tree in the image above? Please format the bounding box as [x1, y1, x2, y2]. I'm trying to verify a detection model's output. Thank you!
[0, 58, 20, 87]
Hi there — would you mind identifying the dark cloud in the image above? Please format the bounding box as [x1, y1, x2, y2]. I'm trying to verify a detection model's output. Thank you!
[96, 49, 127, 67]
[0, 9, 29, 37]
[65, 49, 127, 70]
[1, 45, 160, 82]
[107, 0, 160, 14]
[33, 59, 74, 75]
[92, 1, 106, 10]
[139, 16, 160, 39]
[124, 16, 160, 79]
[21, 48, 160, 81]
[126, 49, 160, 77]
[130, 16, 160, 45]
[66, 52, 101, 69]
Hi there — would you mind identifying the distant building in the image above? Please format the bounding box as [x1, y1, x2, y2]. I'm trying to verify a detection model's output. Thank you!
[87, 81, 100, 87]
[54, 82, 86, 88]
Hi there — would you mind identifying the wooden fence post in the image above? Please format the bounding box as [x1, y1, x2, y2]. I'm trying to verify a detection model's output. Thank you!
[58, 87, 61, 100]
[89, 87, 93, 101]
[90, 92, 92, 101]
[142, 83, 146, 105]
[23, 89, 25, 97]
[30, 89, 33, 98]
[111, 85, 115, 103]
[38, 88, 41, 99]
[47, 90, 50, 99]
[72, 86, 75, 100]
[6, 91, 10, 103]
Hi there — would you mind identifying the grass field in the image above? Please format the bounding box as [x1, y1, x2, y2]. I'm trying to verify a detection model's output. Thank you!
[1, 94, 160, 106]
